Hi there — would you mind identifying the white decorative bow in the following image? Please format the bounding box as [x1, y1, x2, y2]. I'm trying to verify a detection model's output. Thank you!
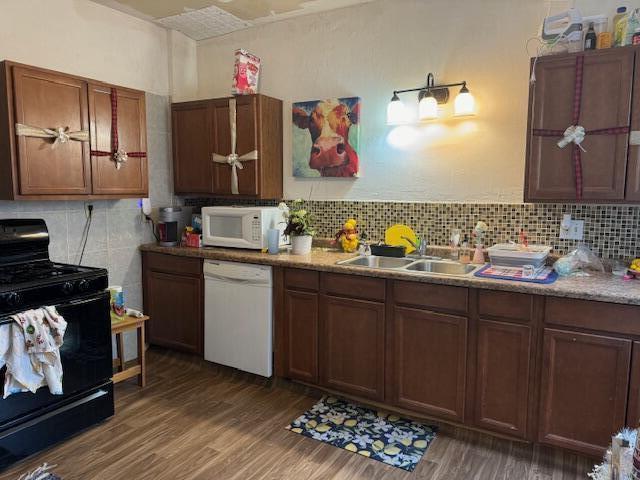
[112, 149, 128, 170]
[211, 98, 258, 194]
[15, 123, 89, 147]
[557, 125, 587, 152]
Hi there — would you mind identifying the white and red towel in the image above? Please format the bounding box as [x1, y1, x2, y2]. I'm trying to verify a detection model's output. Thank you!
[0, 306, 67, 398]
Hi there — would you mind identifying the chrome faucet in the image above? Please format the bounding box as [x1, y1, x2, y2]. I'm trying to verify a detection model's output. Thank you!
[401, 235, 428, 257]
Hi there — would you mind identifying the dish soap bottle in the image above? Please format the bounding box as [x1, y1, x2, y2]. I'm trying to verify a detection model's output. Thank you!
[584, 22, 597, 50]
[614, 6, 629, 47]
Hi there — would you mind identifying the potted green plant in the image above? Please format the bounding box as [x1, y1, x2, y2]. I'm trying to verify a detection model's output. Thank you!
[283, 200, 315, 255]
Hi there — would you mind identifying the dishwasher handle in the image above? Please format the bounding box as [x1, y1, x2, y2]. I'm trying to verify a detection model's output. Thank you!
[204, 272, 271, 286]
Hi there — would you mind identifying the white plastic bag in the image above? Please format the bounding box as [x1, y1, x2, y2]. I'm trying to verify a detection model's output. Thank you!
[553, 244, 604, 276]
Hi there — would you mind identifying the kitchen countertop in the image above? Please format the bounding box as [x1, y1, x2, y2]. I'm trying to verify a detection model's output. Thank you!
[139, 244, 640, 306]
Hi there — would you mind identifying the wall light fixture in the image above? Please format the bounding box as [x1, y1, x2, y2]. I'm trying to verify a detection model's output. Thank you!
[387, 73, 475, 124]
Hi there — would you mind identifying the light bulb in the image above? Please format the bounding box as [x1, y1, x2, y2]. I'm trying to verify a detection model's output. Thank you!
[418, 93, 438, 120]
[454, 85, 476, 116]
[386, 93, 408, 125]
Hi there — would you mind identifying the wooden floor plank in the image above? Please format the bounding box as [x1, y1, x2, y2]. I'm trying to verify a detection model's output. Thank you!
[1, 348, 595, 480]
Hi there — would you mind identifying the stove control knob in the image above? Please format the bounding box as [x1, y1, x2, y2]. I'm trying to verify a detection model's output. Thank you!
[6, 292, 22, 308]
[62, 282, 74, 295]
[77, 279, 90, 292]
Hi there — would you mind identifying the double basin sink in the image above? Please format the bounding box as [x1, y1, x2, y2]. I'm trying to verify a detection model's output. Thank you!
[337, 255, 480, 276]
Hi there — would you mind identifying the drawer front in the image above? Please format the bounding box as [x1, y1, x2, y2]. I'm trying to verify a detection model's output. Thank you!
[284, 268, 319, 291]
[321, 273, 385, 302]
[393, 281, 468, 314]
[143, 251, 202, 276]
[545, 297, 640, 336]
[478, 290, 534, 323]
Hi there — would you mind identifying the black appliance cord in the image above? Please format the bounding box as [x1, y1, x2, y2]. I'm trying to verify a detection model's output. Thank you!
[78, 204, 93, 265]
[146, 215, 160, 242]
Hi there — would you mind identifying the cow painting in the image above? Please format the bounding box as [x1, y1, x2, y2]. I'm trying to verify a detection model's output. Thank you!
[292, 97, 360, 178]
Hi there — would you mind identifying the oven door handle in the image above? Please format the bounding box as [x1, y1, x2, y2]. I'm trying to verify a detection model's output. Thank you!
[0, 292, 108, 324]
[61, 295, 107, 308]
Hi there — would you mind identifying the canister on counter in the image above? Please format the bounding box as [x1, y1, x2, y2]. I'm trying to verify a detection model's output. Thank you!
[109, 286, 125, 322]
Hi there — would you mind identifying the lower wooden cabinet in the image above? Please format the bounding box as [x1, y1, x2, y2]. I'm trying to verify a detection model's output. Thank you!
[282, 289, 319, 383]
[320, 295, 385, 401]
[274, 267, 640, 457]
[391, 306, 467, 422]
[538, 328, 631, 456]
[142, 253, 203, 355]
[474, 319, 531, 438]
[627, 342, 640, 427]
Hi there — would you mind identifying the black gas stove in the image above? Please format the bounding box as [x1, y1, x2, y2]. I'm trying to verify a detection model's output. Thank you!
[0, 219, 114, 471]
[0, 261, 109, 317]
[0, 261, 95, 285]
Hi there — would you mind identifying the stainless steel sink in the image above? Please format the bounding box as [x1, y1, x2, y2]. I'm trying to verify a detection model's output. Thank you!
[405, 260, 478, 275]
[337, 255, 479, 276]
[338, 255, 415, 269]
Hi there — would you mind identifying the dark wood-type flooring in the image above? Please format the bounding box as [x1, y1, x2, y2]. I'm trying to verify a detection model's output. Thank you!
[1, 348, 595, 479]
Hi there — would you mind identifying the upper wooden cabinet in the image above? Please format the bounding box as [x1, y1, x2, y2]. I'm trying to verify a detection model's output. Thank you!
[626, 57, 640, 201]
[89, 83, 147, 196]
[171, 94, 283, 199]
[7, 65, 92, 196]
[0, 61, 148, 200]
[525, 48, 636, 202]
[172, 101, 212, 194]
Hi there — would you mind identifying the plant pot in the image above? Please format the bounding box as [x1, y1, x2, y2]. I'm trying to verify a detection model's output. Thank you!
[291, 235, 313, 255]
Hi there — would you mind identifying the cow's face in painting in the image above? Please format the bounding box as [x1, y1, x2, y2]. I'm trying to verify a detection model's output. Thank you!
[293, 99, 359, 177]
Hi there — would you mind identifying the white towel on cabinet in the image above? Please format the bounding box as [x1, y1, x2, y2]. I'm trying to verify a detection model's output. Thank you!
[0, 306, 67, 398]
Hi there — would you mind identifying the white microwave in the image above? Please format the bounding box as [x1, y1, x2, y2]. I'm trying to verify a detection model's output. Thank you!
[201, 206, 288, 250]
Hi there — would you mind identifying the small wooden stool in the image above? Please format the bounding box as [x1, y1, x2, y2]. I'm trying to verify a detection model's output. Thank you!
[111, 314, 149, 387]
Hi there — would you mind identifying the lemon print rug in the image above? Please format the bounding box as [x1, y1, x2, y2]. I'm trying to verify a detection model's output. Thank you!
[286, 396, 437, 472]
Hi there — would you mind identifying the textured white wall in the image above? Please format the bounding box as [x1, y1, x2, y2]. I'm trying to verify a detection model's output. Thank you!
[196, 0, 623, 202]
[168, 30, 199, 102]
[0, 0, 170, 94]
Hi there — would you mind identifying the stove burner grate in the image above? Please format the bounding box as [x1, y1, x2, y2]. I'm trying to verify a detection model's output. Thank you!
[0, 262, 85, 285]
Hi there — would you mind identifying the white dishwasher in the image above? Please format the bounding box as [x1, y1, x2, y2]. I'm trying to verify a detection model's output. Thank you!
[203, 260, 273, 377]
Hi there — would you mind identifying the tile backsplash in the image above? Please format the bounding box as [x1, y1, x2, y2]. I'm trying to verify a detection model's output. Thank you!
[185, 198, 640, 260]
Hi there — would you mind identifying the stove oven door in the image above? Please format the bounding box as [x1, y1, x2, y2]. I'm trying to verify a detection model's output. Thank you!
[0, 291, 112, 429]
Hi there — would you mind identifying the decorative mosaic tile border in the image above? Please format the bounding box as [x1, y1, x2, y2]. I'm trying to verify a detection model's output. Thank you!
[183, 198, 640, 260]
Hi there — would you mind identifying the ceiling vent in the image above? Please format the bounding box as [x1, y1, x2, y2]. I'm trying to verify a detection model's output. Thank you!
[157, 5, 253, 40]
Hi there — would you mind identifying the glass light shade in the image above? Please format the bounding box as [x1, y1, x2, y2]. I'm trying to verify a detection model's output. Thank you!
[454, 90, 476, 116]
[387, 96, 408, 125]
[418, 95, 438, 120]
